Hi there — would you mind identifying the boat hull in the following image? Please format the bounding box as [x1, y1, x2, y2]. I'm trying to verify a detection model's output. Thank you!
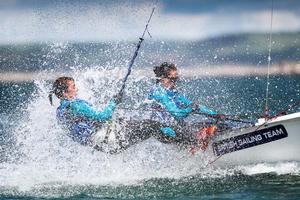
[211, 112, 300, 166]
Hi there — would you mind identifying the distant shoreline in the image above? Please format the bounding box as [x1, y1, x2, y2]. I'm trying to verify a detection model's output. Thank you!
[181, 63, 300, 77]
[0, 64, 299, 83]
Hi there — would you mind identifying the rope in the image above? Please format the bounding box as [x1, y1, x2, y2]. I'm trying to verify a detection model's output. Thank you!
[256, 99, 300, 131]
[116, 106, 255, 125]
[275, 99, 300, 116]
[264, 0, 274, 119]
[103, 8, 155, 145]
[118, 8, 155, 97]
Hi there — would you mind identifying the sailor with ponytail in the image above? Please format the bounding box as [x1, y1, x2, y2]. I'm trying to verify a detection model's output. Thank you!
[50, 76, 121, 148]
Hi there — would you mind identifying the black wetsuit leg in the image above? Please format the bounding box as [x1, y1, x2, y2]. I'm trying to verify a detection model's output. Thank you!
[117, 120, 198, 150]
[149, 121, 201, 148]
[92, 120, 161, 154]
[172, 123, 199, 148]
[116, 120, 162, 151]
[93, 120, 203, 153]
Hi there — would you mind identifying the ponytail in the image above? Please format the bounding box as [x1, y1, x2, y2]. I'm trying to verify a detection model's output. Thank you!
[49, 90, 54, 106]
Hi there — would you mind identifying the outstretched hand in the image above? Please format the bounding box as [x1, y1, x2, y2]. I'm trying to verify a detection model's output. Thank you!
[190, 103, 199, 112]
[113, 92, 123, 104]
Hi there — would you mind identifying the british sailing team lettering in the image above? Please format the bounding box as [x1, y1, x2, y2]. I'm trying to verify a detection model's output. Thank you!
[213, 125, 288, 156]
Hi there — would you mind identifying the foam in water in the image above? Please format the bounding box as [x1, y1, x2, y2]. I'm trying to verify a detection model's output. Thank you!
[0, 68, 208, 189]
[1, 65, 300, 190]
[238, 162, 300, 175]
[0, 68, 299, 197]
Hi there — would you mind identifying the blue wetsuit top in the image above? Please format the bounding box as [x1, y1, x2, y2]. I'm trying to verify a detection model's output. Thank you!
[56, 98, 116, 145]
[148, 84, 216, 137]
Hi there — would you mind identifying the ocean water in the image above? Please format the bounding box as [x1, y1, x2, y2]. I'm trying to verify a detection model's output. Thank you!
[0, 71, 300, 200]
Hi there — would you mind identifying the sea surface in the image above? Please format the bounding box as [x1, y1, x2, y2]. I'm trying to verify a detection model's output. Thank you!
[0, 73, 300, 200]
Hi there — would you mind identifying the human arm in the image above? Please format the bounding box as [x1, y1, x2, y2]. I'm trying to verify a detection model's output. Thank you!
[177, 94, 192, 106]
[198, 105, 217, 115]
[70, 100, 116, 122]
[151, 89, 192, 119]
[177, 94, 217, 115]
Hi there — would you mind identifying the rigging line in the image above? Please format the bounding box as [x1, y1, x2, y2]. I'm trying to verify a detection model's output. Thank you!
[264, 0, 274, 119]
[118, 8, 155, 96]
[256, 99, 300, 131]
[275, 99, 300, 116]
[103, 8, 155, 144]
[116, 106, 255, 124]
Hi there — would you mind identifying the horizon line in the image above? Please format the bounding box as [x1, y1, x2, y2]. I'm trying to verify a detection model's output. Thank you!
[1, 64, 299, 83]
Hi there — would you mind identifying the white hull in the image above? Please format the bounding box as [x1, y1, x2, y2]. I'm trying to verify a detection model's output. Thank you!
[211, 112, 300, 166]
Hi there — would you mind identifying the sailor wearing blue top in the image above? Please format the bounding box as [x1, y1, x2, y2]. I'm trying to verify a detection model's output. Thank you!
[49, 77, 121, 148]
[49, 76, 174, 153]
[148, 62, 219, 142]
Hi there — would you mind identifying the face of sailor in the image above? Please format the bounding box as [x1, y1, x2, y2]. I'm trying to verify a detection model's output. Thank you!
[161, 69, 179, 89]
[63, 80, 78, 100]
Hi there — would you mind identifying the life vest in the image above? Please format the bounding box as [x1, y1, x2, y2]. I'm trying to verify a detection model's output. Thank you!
[148, 84, 187, 125]
[56, 99, 97, 145]
[166, 89, 187, 108]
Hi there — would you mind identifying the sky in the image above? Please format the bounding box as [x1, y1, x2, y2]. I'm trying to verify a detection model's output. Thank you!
[0, 0, 300, 44]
